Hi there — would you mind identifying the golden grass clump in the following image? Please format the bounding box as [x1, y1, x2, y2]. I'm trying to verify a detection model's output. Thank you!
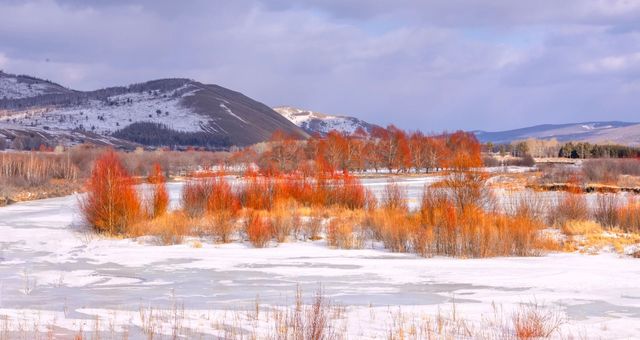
[326, 216, 364, 249]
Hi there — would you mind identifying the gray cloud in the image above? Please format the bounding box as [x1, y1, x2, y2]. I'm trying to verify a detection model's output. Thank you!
[1, 0, 639, 131]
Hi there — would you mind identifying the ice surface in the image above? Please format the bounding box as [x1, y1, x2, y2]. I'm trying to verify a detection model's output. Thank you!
[0, 179, 639, 338]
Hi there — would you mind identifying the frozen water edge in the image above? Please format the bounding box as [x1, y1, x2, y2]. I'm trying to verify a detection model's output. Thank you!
[0, 180, 639, 338]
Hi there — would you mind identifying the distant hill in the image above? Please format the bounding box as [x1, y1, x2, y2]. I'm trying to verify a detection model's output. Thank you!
[474, 121, 640, 146]
[0, 71, 308, 149]
[274, 106, 380, 136]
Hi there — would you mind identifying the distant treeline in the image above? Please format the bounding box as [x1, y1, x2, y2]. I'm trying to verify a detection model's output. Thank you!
[112, 122, 231, 150]
[487, 139, 640, 159]
[557, 142, 639, 159]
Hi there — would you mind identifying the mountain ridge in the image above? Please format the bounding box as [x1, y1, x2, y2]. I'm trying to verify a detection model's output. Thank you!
[473, 121, 640, 145]
[0, 71, 308, 148]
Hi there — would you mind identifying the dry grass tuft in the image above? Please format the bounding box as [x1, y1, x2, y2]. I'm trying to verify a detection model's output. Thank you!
[511, 303, 564, 339]
[326, 216, 364, 249]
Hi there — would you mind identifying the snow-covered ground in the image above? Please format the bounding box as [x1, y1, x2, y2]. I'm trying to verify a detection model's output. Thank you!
[1, 179, 640, 338]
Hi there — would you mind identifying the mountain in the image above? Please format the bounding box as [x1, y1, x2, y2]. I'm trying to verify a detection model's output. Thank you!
[0, 71, 308, 149]
[274, 106, 379, 136]
[0, 72, 73, 99]
[474, 121, 640, 146]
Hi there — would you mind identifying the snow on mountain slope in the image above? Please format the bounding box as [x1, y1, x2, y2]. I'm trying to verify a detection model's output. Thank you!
[0, 83, 205, 135]
[0, 71, 71, 99]
[274, 106, 378, 136]
[474, 121, 640, 145]
[0, 72, 307, 148]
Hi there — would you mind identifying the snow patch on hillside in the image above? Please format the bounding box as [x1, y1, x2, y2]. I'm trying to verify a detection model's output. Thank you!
[274, 106, 370, 135]
[0, 76, 55, 100]
[220, 103, 248, 124]
[0, 85, 208, 135]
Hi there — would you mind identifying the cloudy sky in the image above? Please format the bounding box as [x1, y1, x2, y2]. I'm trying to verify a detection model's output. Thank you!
[1, 0, 639, 132]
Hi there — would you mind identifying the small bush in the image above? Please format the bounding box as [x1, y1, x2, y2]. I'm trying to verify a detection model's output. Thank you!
[148, 163, 169, 218]
[618, 198, 640, 233]
[133, 212, 190, 245]
[240, 173, 273, 210]
[270, 200, 301, 243]
[303, 209, 324, 241]
[326, 217, 363, 249]
[202, 210, 238, 243]
[551, 193, 589, 227]
[245, 213, 272, 248]
[80, 150, 141, 234]
[511, 303, 564, 339]
[181, 180, 210, 218]
[370, 208, 416, 253]
[381, 181, 407, 212]
[594, 194, 620, 228]
[206, 175, 239, 213]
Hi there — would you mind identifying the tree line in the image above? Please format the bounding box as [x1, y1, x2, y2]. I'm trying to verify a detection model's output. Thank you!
[230, 126, 483, 174]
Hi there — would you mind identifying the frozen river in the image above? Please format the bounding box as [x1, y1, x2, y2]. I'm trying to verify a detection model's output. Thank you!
[1, 178, 639, 338]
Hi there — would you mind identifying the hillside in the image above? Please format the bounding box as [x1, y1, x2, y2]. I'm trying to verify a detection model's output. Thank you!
[0, 72, 308, 149]
[274, 106, 379, 136]
[0, 71, 74, 99]
[474, 121, 640, 145]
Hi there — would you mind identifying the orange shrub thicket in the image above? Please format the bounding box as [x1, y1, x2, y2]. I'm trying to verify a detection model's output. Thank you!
[206, 174, 240, 213]
[415, 185, 544, 257]
[552, 192, 589, 227]
[148, 163, 169, 218]
[181, 180, 210, 218]
[238, 170, 367, 211]
[327, 217, 362, 249]
[240, 171, 273, 210]
[618, 197, 640, 232]
[80, 150, 141, 234]
[245, 213, 273, 248]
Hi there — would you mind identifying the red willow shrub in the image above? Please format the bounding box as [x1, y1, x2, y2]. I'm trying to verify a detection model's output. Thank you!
[206, 174, 240, 213]
[240, 171, 273, 210]
[237, 170, 367, 211]
[245, 213, 272, 247]
[148, 163, 169, 218]
[80, 150, 141, 234]
[181, 179, 211, 218]
[618, 197, 640, 232]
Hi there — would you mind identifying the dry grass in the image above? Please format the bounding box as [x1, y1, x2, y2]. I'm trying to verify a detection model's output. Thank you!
[594, 194, 620, 228]
[550, 193, 589, 227]
[369, 208, 418, 253]
[560, 219, 640, 254]
[327, 217, 365, 249]
[201, 210, 239, 243]
[618, 197, 640, 233]
[511, 303, 564, 339]
[131, 211, 191, 245]
[561, 220, 602, 236]
[270, 200, 302, 242]
[303, 209, 325, 241]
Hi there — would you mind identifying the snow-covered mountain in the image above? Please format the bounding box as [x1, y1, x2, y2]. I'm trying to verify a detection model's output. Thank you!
[0, 71, 73, 99]
[474, 121, 640, 145]
[274, 106, 379, 136]
[0, 72, 307, 149]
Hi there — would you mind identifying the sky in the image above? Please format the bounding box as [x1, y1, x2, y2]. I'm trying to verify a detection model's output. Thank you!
[1, 0, 639, 132]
